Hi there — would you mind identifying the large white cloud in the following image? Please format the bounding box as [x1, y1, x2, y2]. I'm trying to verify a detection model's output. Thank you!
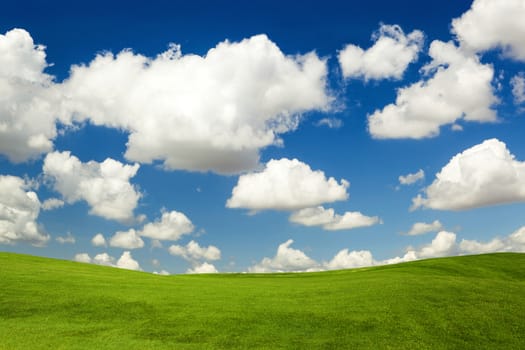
[324, 249, 376, 270]
[139, 210, 194, 241]
[289, 206, 380, 231]
[58, 34, 332, 174]
[0, 175, 49, 246]
[43, 151, 141, 222]
[116, 251, 142, 271]
[339, 24, 423, 81]
[227, 158, 349, 211]
[0, 29, 59, 162]
[249, 239, 319, 273]
[168, 240, 221, 261]
[368, 40, 497, 139]
[412, 139, 525, 211]
[452, 0, 525, 61]
[109, 229, 144, 249]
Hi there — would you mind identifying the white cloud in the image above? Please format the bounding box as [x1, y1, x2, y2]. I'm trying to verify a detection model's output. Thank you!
[404, 220, 443, 236]
[452, 0, 525, 60]
[116, 251, 142, 271]
[412, 139, 525, 211]
[58, 34, 332, 174]
[339, 24, 423, 81]
[459, 238, 506, 254]
[56, 232, 75, 244]
[324, 249, 376, 270]
[43, 151, 141, 223]
[0, 28, 60, 162]
[417, 231, 457, 258]
[169, 240, 221, 261]
[41, 198, 65, 211]
[153, 270, 170, 275]
[91, 233, 106, 247]
[316, 118, 343, 129]
[109, 229, 144, 249]
[289, 206, 380, 231]
[511, 73, 525, 104]
[227, 158, 349, 211]
[249, 239, 319, 273]
[74, 253, 91, 263]
[139, 210, 194, 241]
[368, 40, 497, 139]
[187, 262, 218, 274]
[93, 253, 115, 266]
[399, 169, 425, 185]
[0, 175, 49, 246]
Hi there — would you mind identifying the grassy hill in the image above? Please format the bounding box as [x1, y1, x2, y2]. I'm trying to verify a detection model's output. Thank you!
[0, 252, 524, 349]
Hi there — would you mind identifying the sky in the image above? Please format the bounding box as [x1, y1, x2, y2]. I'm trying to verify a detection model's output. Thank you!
[1, 0, 525, 274]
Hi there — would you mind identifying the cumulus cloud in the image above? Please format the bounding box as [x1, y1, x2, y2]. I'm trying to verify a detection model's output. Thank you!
[412, 139, 525, 211]
[56, 232, 75, 244]
[187, 262, 218, 274]
[139, 210, 194, 241]
[109, 229, 144, 249]
[404, 220, 443, 236]
[399, 169, 425, 185]
[339, 24, 424, 81]
[324, 249, 376, 270]
[116, 251, 142, 271]
[58, 34, 331, 174]
[43, 151, 141, 222]
[368, 40, 497, 139]
[74, 251, 142, 271]
[168, 240, 221, 261]
[511, 73, 525, 104]
[289, 206, 380, 231]
[91, 233, 106, 247]
[0, 28, 60, 162]
[249, 239, 319, 273]
[452, 0, 525, 60]
[227, 158, 349, 211]
[0, 175, 49, 246]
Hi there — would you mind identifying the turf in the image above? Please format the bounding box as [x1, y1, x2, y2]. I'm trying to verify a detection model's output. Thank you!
[0, 252, 524, 349]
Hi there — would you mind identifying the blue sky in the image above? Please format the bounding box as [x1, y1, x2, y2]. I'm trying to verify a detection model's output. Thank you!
[1, 0, 525, 274]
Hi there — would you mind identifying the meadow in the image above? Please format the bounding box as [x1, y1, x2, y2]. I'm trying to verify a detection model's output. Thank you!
[1, 252, 524, 349]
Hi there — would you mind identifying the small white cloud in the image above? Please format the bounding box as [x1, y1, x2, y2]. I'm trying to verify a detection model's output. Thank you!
[56, 232, 75, 244]
[169, 240, 221, 261]
[116, 251, 142, 271]
[187, 262, 218, 274]
[41, 198, 64, 211]
[74, 253, 91, 263]
[511, 73, 525, 104]
[324, 249, 376, 270]
[339, 24, 424, 81]
[289, 206, 380, 231]
[398, 169, 425, 185]
[109, 229, 144, 249]
[153, 270, 170, 275]
[384, 231, 457, 264]
[93, 253, 116, 266]
[139, 210, 194, 241]
[404, 220, 443, 236]
[151, 240, 163, 249]
[459, 238, 506, 254]
[0, 175, 49, 246]
[43, 151, 141, 223]
[91, 233, 106, 247]
[452, 0, 525, 61]
[249, 239, 319, 273]
[368, 40, 497, 139]
[412, 139, 525, 211]
[315, 118, 343, 129]
[227, 158, 349, 211]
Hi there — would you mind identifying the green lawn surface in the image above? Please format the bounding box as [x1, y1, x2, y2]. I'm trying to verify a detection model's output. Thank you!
[1, 252, 524, 349]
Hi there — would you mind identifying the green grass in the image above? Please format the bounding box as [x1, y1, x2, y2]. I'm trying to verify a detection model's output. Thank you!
[1, 252, 524, 349]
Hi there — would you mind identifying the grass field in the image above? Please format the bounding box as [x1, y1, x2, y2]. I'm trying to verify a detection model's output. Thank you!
[0, 252, 524, 349]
